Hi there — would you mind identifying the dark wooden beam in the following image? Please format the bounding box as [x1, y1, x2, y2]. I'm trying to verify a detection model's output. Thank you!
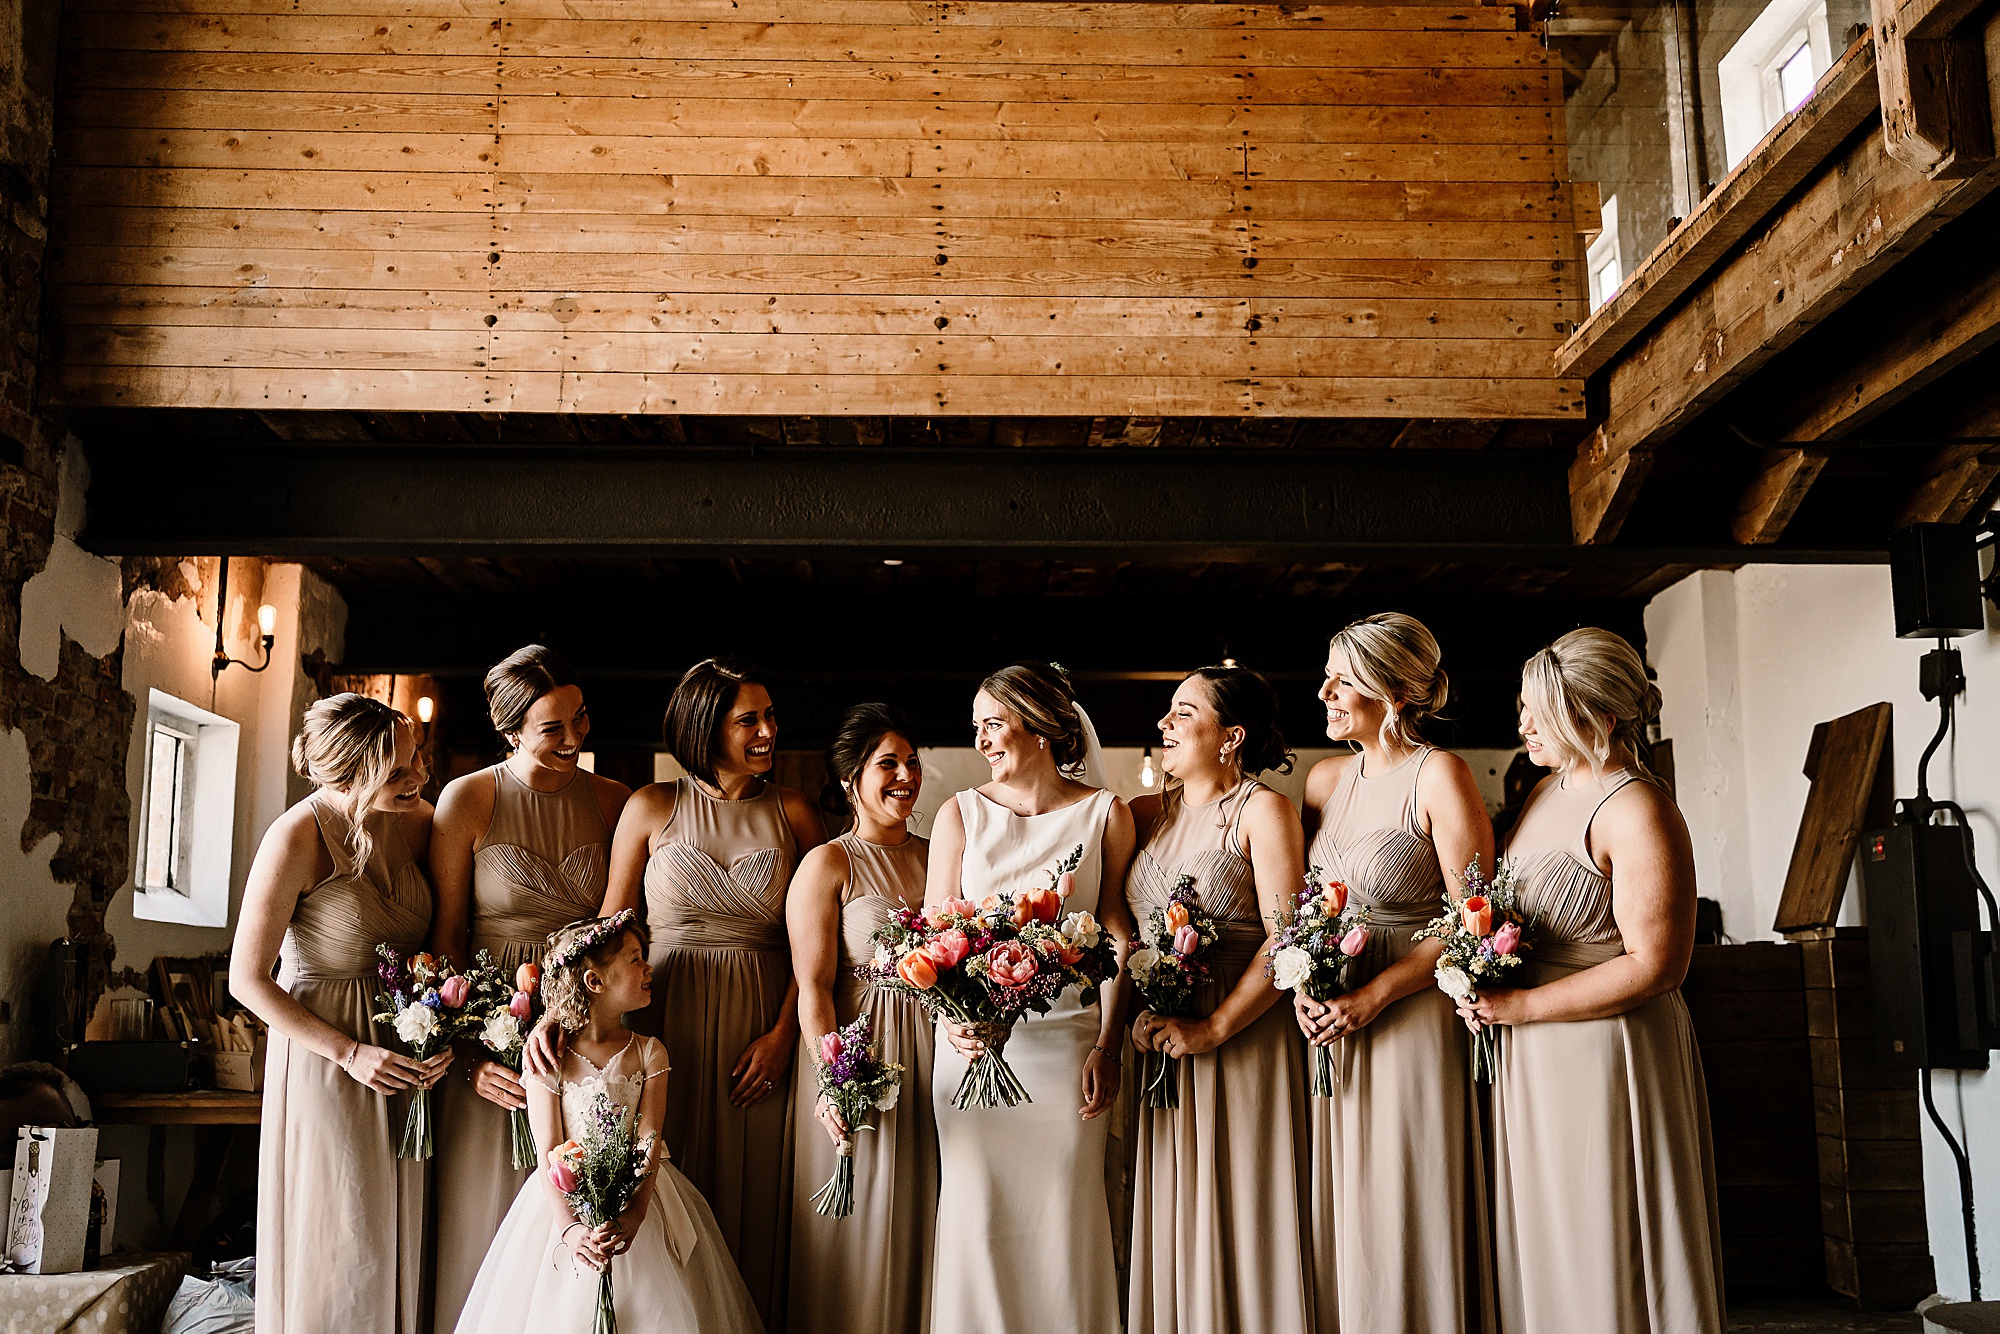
[1895, 391, 2000, 524]
[1871, 0, 1995, 179]
[1733, 449, 1833, 544]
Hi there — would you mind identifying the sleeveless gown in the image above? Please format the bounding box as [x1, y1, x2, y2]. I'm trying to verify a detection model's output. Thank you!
[433, 766, 611, 1332]
[1490, 769, 1726, 1333]
[452, 1036, 763, 1334]
[930, 787, 1122, 1334]
[1307, 748, 1493, 1334]
[787, 831, 938, 1334]
[257, 795, 433, 1334]
[1126, 781, 1313, 1334]
[636, 776, 798, 1328]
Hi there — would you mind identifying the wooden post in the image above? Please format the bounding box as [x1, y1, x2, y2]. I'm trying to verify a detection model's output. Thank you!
[1870, 0, 1995, 179]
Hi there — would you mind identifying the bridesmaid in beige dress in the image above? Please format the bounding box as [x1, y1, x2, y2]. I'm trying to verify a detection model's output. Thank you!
[1126, 666, 1313, 1334]
[1457, 628, 1725, 1334]
[229, 696, 452, 1334]
[786, 704, 936, 1334]
[427, 646, 630, 1332]
[1293, 613, 1495, 1334]
[599, 657, 825, 1328]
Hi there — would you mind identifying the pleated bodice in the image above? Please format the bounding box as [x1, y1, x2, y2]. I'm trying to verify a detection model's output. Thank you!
[1128, 781, 1268, 984]
[285, 796, 431, 984]
[1502, 769, 1638, 971]
[644, 777, 797, 952]
[471, 765, 609, 970]
[1308, 749, 1444, 987]
[832, 831, 928, 1008]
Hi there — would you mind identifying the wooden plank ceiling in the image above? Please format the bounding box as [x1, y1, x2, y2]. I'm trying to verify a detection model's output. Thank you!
[47, 0, 1593, 419]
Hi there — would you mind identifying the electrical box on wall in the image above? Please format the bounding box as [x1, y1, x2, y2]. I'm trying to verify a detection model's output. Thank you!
[1860, 819, 1998, 1068]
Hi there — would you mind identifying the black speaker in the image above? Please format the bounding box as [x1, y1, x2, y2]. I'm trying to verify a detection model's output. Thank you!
[1889, 523, 1984, 640]
[1859, 820, 1992, 1069]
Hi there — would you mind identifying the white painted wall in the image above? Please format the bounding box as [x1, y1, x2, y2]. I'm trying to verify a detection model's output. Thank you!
[1645, 557, 2000, 1301]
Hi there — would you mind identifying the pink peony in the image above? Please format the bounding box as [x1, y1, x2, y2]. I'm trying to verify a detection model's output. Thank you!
[1173, 924, 1201, 956]
[943, 897, 979, 919]
[509, 990, 534, 1020]
[438, 975, 470, 1009]
[986, 941, 1039, 988]
[547, 1160, 577, 1194]
[927, 928, 972, 969]
[819, 1031, 844, 1065]
[1491, 920, 1522, 956]
[1055, 870, 1077, 899]
[1338, 924, 1372, 957]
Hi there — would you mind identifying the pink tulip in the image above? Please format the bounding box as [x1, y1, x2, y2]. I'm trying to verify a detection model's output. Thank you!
[1338, 924, 1371, 957]
[1322, 880, 1349, 914]
[438, 975, 470, 1009]
[509, 990, 533, 1020]
[927, 928, 971, 969]
[547, 1160, 578, 1194]
[1461, 895, 1493, 938]
[1055, 870, 1077, 898]
[1491, 921, 1522, 956]
[986, 941, 1039, 988]
[819, 1031, 844, 1065]
[1173, 924, 1201, 956]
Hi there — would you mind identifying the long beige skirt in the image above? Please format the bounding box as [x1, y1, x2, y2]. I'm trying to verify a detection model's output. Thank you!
[1488, 974, 1726, 1333]
[429, 1070, 532, 1333]
[787, 985, 938, 1334]
[257, 976, 429, 1334]
[1127, 988, 1313, 1334]
[640, 942, 796, 1331]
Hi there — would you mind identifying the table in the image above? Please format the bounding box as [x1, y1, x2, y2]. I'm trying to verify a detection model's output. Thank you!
[0, 1251, 186, 1334]
[89, 1094, 261, 1248]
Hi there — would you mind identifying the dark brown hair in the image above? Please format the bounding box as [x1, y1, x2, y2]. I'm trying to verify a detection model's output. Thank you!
[663, 657, 769, 786]
[979, 662, 1089, 776]
[819, 702, 919, 823]
[1189, 664, 1295, 776]
[483, 644, 578, 738]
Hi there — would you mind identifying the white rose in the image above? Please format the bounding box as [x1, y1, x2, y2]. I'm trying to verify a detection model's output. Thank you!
[1436, 966, 1476, 1003]
[394, 1003, 441, 1046]
[873, 1084, 902, 1112]
[873, 943, 892, 968]
[1060, 911, 1101, 949]
[481, 1010, 522, 1051]
[1126, 946, 1161, 983]
[1270, 946, 1312, 992]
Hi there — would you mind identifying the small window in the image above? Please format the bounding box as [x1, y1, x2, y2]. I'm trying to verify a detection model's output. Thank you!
[132, 690, 241, 927]
[1777, 41, 1817, 112]
[1586, 194, 1623, 312]
[1718, 0, 1832, 167]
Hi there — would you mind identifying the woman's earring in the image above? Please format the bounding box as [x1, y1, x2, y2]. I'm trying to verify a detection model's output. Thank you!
[1039, 738, 1046, 749]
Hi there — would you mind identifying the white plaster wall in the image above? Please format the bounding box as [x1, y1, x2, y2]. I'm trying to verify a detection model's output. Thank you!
[1645, 557, 2000, 1301]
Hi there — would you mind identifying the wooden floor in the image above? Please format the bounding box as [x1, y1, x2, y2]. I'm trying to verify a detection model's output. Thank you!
[47, 0, 1593, 418]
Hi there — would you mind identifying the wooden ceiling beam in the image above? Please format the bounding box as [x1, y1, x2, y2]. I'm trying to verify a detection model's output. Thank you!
[1871, 0, 1995, 179]
[1732, 448, 1833, 544]
[1894, 391, 2000, 525]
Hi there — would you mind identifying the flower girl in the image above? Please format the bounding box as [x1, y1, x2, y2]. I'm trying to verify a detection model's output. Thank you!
[453, 911, 762, 1334]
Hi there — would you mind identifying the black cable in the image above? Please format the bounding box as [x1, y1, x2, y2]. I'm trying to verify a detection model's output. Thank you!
[1922, 1069, 1982, 1300]
[1916, 692, 1953, 805]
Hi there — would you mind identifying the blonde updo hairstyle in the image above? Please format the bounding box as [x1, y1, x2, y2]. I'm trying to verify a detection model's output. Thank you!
[1326, 612, 1449, 751]
[291, 693, 417, 865]
[1520, 627, 1662, 776]
[540, 918, 645, 1033]
[978, 663, 1090, 777]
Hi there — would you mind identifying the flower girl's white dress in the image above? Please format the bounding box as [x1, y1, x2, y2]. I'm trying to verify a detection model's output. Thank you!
[453, 1035, 762, 1334]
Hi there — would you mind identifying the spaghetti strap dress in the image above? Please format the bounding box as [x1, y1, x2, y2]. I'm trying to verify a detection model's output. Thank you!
[930, 787, 1122, 1334]
[1126, 780, 1313, 1334]
[257, 795, 434, 1334]
[1490, 769, 1726, 1333]
[1307, 748, 1493, 1334]
[787, 831, 938, 1334]
[433, 766, 611, 1332]
[636, 776, 799, 1329]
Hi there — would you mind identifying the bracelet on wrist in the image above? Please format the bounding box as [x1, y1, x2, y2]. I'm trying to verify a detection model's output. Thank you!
[1090, 1044, 1114, 1060]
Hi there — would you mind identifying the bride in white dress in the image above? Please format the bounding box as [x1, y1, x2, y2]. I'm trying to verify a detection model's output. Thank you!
[923, 663, 1138, 1334]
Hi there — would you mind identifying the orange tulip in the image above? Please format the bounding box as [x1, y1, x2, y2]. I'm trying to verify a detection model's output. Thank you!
[1461, 895, 1493, 938]
[1322, 880, 1349, 914]
[1010, 897, 1036, 928]
[897, 950, 938, 990]
[1022, 888, 1062, 923]
[980, 894, 1004, 913]
[514, 962, 541, 995]
[1165, 902, 1191, 933]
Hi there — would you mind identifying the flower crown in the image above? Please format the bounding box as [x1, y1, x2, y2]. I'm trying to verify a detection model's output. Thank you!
[546, 909, 639, 972]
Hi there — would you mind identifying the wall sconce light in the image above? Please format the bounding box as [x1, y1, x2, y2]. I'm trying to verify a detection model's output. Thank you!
[1139, 746, 1157, 789]
[416, 695, 435, 743]
[211, 559, 276, 680]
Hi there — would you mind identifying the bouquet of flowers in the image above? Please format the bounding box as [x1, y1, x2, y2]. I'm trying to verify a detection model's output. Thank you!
[807, 1013, 905, 1217]
[372, 945, 476, 1159]
[546, 1088, 656, 1334]
[865, 843, 1118, 1110]
[1412, 855, 1532, 1082]
[1126, 873, 1219, 1109]
[1265, 870, 1373, 1096]
[460, 952, 543, 1168]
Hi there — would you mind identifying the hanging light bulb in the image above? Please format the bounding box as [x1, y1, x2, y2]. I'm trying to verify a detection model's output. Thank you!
[1139, 746, 1157, 789]
[416, 696, 435, 724]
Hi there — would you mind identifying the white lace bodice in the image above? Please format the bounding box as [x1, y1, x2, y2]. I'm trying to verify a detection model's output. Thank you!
[555, 1034, 661, 1138]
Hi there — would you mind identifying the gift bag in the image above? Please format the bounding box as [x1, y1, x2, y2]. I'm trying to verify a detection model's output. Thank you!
[5, 1125, 100, 1273]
